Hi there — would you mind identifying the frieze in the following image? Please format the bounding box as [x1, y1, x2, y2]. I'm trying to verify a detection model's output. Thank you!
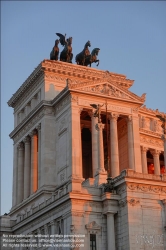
[85, 221, 101, 230]
[127, 183, 166, 194]
[119, 198, 140, 207]
[140, 135, 163, 147]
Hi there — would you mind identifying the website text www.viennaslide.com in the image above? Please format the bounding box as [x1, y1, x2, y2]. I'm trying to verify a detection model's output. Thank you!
[2, 234, 85, 248]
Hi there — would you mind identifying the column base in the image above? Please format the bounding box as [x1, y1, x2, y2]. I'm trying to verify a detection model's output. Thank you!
[68, 176, 84, 192]
[94, 170, 107, 186]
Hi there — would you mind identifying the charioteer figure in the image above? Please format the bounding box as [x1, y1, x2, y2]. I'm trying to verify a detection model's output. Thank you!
[56, 33, 73, 63]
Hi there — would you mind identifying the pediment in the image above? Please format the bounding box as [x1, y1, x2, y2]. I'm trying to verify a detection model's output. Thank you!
[67, 79, 146, 103]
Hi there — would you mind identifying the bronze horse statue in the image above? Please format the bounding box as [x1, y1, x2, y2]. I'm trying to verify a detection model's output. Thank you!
[75, 40, 91, 65]
[50, 39, 59, 60]
[56, 33, 73, 63]
[84, 48, 100, 67]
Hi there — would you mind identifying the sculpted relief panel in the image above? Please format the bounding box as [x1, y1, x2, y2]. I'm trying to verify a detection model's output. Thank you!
[79, 83, 133, 100]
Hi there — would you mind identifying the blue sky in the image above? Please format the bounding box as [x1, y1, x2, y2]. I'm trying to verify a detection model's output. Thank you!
[1, 1, 166, 215]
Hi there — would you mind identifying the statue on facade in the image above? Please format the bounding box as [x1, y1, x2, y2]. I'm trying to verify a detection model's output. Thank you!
[50, 39, 59, 60]
[75, 40, 91, 65]
[156, 115, 166, 134]
[90, 103, 104, 123]
[56, 33, 73, 63]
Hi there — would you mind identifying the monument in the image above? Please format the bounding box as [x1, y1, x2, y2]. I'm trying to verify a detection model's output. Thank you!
[0, 38, 166, 249]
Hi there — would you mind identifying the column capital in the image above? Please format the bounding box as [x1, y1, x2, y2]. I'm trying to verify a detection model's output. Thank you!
[29, 129, 38, 137]
[150, 149, 161, 156]
[18, 142, 24, 150]
[49, 220, 55, 226]
[36, 123, 41, 131]
[23, 136, 31, 144]
[109, 112, 119, 121]
[127, 115, 133, 122]
[95, 123, 104, 131]
[141, 146, 148, 153]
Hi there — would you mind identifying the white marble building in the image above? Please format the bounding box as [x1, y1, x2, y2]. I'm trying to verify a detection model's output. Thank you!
[1, 60, 166, 250]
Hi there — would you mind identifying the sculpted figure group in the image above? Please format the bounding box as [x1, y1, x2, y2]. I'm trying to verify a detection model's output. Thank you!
[50, 33, 100, 67]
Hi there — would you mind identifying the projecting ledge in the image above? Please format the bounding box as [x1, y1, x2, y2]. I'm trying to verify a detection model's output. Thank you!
[113, 169, 166, 184]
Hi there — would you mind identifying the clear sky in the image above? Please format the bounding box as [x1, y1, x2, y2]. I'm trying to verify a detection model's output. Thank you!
[1, 1, 166, 215]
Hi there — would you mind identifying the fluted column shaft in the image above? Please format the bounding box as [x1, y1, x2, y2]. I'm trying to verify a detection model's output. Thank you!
[107, 213, 116, 250]
[30, 130, 38, 193]
[127, 116, 135, 170]
[37, 124, 41, 188]
[141, 146, 148, 174]
[17, 142, 24, 203]
[12, 144, 18, 206]
[91, 115, 99, 176]
[96, 123, 105, 172]
[23, 137, 31, 199]
[151, 149, 161, 175]
[110, 113, 119, 177]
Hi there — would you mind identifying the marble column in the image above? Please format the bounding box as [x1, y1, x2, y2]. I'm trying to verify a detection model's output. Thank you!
[141, 146, 148, 174]
[70, 105, 82, 178]
[97, 123, 105, 172]
[91, 112, 99, 177]
[23, 136, 31, 199]
[12, 144, 18, 207]
[107, 212, 116, 250]
[94, 122, 107, 185]
[151, 149, 161, 175]
[30, 130, 38, 193]
[109, 113, 119, 177]
[36, 124, 41, 188]
[17, 142, 24, 203]
[50, 220, 56, 234]
[127, 116, 135, 170]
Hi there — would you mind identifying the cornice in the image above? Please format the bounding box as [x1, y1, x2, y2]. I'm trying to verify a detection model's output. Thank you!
[139, 128, 163, 139]
[9, 101, 53, 141]
[140, 105, 166, 117]
[7, 60, 136, 109]
[8, 63, 43, 107]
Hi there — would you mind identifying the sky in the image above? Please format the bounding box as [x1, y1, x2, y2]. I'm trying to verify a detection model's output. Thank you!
[1, 1, 166, 215]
